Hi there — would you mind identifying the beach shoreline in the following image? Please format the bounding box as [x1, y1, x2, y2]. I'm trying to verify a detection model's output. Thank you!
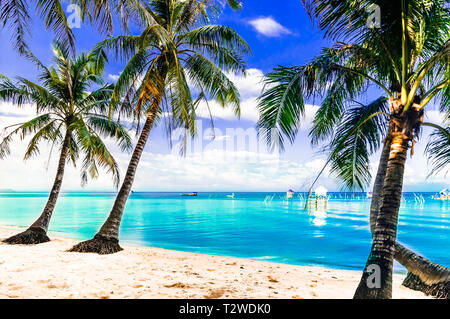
[0, 225, 429, 299]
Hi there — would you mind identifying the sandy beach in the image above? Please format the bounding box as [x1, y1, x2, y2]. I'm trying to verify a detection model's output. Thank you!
[0, 225, 428, 299]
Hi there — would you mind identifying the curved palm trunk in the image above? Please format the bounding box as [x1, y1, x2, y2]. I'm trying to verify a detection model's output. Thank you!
[354, 98, 427, 298]
[3, 132, 71, 244]
[368, 127, 449, 298]
[354, 129, 410, 298]
[396, 243, 450, 298]
[69, 107, 159, 254]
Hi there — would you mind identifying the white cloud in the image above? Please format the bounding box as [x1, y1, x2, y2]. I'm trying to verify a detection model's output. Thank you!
[248, 17, 291, 37]
[425, 110, 447, 126]
[305, 159, 326, 171]
[193, 68, 318, 126]
[226, 68, 265, 99]
[108, 74, 120, 82]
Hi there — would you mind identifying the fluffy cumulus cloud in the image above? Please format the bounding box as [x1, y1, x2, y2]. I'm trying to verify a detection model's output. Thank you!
[248, 17, 292, 37]
[108, 74, 120, 82]
[194, 68, 318, 125]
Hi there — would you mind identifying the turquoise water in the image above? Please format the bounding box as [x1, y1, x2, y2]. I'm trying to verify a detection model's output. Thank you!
[0, 192, 448, 272]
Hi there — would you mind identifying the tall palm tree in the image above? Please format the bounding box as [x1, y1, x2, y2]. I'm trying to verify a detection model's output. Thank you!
[312, 99, 450, 298]
[0, 41, 133, 244]
[68, 0, 250, 254]
[258, 0, 449, 298]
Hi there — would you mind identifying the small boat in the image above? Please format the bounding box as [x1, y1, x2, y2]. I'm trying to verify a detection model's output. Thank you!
[367, 192, 373, 198]
[181, 192, 198, 196]
[226, 193, 235, 198]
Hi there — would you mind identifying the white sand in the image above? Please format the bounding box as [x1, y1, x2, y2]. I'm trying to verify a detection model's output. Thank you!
[0, 225, 428, 299]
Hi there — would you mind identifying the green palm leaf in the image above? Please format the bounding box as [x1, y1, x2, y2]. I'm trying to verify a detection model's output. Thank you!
[425, 124, 450, 176]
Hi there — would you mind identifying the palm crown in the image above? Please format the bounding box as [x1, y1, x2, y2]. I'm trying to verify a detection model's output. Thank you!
[258, 0, 449, 190]
[0, 41, 132, 186]
[96, 0, 250, 145]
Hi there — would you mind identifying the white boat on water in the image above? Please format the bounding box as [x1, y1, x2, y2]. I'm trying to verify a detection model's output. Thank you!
[226, 193, 235, 198]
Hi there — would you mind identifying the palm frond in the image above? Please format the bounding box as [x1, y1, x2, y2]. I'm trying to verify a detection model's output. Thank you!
[24, 120, 61, 160]
[184, 52, 240, 114]
[35, 0, 76, 52]
[73, 117, 120, 187]
[0, 113, 53, 159]
[327, 98, 390, 190]
[182, 24, 251, 71]
[425, 124, 450, 176]
[257, 66, 305, 151]
[87, 115, 133, 152]
[0, 0, 30, 53]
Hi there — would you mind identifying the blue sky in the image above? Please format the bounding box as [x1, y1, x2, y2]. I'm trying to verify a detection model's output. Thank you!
[0, 0, 447, 192]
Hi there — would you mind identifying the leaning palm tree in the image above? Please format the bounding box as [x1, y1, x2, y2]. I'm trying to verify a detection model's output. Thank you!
[0, 41, 132, 244]
[307, 99, 449, 298]
[68, 0, 250, 254]
[258, 0, 449, 298]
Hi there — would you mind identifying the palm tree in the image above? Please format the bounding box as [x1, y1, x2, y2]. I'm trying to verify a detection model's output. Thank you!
[258, 0, 449, 298]
[0, 41, 133, 244]
[68, 0, 250, 254]
[314, 99, 450, 298]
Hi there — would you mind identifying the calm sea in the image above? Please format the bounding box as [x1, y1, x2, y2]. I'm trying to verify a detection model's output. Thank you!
[0, 191, 448, 272]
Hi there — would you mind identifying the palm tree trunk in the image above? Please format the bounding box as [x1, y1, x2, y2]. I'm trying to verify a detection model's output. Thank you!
[354, 129, 410, 299]
[395, 243, 450, 298]
[369, 140, 392, 234]
[368, 130, 449, 298]
[69, 107, 159, 254]
[3, 132, 71, 245]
